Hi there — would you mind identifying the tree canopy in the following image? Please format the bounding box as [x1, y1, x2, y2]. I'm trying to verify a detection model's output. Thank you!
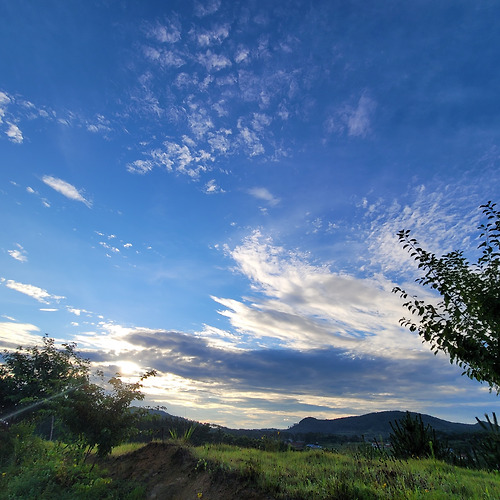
[0, 335, 155, 456]
[0, 336, 89, 420]
[393, 201, 500, 392]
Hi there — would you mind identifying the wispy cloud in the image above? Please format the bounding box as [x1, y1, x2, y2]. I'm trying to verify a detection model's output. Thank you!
[8, 244, 28, 263]
[248, 187, 280, 206]
[42, 175, 92, 208]
[325, 93, 377, 138]
[204, 179, 225, 194]
[194, 0, 221, 17]
[146, 19, 181, 44]
[5, 122, 23, 143]
[0, 91, 11, 122]
[197, 50, 232, 72]
[346, 94, 376, 137]
[195, 24, 230, 46]
[86, 114, 112, 135]
[361, 182, 485, 277]
[216, 230, 424, 356]
[3, 279, 65, 304]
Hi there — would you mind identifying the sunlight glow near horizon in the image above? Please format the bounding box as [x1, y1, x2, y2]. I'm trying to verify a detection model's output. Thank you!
[1, 0, 499, 428]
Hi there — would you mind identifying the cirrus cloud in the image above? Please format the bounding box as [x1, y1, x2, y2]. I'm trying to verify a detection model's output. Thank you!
[42, 175, 92, 207]
[3, 279, 65, 304]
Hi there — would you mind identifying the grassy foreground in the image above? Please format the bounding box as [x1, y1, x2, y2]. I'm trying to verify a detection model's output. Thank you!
[193, 443, 500, 499]
[2, 433, 500, 499]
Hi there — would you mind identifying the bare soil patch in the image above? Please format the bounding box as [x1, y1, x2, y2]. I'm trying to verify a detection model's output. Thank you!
[100, 442, 275, 500]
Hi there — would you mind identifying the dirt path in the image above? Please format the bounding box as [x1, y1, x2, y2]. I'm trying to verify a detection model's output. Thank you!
[101, 442, 275, 500]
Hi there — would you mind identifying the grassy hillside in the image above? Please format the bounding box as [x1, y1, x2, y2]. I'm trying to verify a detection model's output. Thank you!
[192, 443, 500, 499]
[2, 428, 499, 499]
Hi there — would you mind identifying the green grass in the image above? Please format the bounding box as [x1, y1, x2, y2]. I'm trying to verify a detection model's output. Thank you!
[108, 442, 146, 457]
[4, 431, 500, 499]
[193, 444, 500, 499]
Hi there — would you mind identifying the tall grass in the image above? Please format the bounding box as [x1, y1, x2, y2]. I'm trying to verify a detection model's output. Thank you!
[193, 444, 500, 499]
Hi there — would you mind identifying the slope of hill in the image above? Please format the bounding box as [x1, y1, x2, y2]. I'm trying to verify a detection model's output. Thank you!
[286, 411, 481, 439]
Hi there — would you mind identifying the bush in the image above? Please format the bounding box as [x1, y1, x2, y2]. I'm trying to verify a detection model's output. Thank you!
[389, 412, 448, 460]
[0, 427, 144, 500]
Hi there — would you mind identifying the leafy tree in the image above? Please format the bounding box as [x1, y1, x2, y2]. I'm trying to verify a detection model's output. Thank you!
[0, 335, 89, 421]
[0, 336, 155, 457]
[393, 201, 500, 391]
[60, 370, 156, 458]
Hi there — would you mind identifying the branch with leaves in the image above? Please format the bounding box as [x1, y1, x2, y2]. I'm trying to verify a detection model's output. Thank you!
[393, 201, 500, 392]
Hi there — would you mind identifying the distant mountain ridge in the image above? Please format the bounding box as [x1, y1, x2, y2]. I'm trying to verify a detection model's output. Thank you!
[138, 408, 483, 440]
[286, 411, 482, 439]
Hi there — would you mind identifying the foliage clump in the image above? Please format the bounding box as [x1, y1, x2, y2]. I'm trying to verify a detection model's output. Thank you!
[0, 423, 144, 499]
[393, 201, 500, 391]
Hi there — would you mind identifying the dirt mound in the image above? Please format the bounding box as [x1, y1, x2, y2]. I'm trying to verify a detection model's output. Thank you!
[101, 442, 275, 500]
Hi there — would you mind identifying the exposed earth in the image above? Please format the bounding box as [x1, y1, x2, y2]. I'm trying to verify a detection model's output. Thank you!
[101, 442, 275, 500]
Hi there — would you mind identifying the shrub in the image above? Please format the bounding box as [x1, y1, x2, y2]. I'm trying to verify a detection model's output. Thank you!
[389, 412, 447, 460]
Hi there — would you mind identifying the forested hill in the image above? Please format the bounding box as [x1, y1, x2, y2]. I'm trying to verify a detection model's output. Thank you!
[286, 411, 482, 438]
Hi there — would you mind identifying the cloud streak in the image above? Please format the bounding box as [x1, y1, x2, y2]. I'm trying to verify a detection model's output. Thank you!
[216, 230, 422, 357]
[248, 187, 280, 206]
[42, 176, 92, 207]
[3, 279, 65, 304]
[8, 244, 28, 263]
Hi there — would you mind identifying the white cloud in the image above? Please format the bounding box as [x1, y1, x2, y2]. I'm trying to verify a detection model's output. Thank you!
[144, 46, 185, 68]
[194, 0, 221, 17]
[362, 184, 482, 276]
[204, 179, 225, 194]
[126, 159, 154, 174]
[147, 19, 181, 43]
[251, 113, 272, 132]
[8, 244, 28, 263]
[208, 129, 232, 153]
[0, 91, 11, 123]
[326, 93, 377, 138]
[347, 94, 376, 137]
[197, 50, 232, 72]
[235, 47, 250, 64]
[237, 121, 264, 156]
[3, 279, 65, 304]
[0, 322, 41, 349]
[215, 231, 424, 356]
[195, 24, 230, 46]
[86, 114, 111, 134]
[5, 122, 23, 143]
[42, 175, 92, 207]
[248, 187, 280, 206]
[187, 107, 214, 138]
[99, 241, 120, 253]
[142, 140, 213, 178]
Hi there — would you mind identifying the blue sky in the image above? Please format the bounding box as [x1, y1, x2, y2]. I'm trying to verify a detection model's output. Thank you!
[1, 0, 499, 428]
